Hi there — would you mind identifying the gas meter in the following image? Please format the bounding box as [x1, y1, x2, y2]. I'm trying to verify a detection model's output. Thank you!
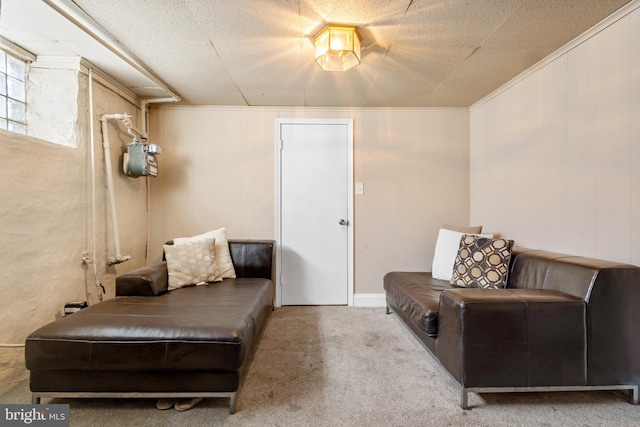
[123, 141, 161, 177]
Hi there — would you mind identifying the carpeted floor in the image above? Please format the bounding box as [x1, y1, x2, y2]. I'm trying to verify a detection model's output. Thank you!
[2, 306, 637, 426]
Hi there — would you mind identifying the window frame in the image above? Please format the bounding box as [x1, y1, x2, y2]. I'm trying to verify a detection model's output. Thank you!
[0, 37, 35, 135]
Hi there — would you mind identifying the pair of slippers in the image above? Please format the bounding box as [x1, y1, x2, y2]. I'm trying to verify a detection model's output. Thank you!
[156, 397, 203, 411]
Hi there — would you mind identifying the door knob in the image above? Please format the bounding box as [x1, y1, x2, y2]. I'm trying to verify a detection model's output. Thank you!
[338, 219, 349, 226]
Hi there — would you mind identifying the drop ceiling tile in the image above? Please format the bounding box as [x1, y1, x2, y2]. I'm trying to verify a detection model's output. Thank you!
[187, 0, 301, 39]
[203, 30, 306, 89]
[241, 84, 306, 106]
[483, 0, 631, 49]
[185, 0, 306, 101]
[130, 42, 245, 105]
[426, 46, 552, 106]
[302, 0, 408, 26]
[302, 66, 375, 107]
[399, 0, 523, 47]
[73, 0, 206, 43]
[363, 45, 475, 106]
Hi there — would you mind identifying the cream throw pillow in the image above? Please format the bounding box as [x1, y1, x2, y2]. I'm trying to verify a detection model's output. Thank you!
[431, 228, 493, 281]
[164, 237, 219, 291]
[173, 227, 236, 279]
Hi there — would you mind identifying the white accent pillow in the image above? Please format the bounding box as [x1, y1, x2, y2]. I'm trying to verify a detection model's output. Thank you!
[431, 228, 493, 281]
[173, 227, 236, 279]
[442, 224, 483, 234]
[164, 237, 219, 291]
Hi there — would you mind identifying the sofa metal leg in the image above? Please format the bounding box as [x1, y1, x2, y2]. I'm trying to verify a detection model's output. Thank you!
[229, 393, 237, 414]
[32, 395, 40, 404]
[386, 305, 391, 315]
[461, 389, 469, 409]
[630, 386, 639, 405]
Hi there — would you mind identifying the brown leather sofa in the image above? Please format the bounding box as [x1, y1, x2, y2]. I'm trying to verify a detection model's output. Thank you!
[384, 247, 640, 409]
[25, 240, 275, 414]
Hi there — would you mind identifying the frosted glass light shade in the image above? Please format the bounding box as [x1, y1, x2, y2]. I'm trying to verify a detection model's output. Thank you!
[314, 25, 361, 72]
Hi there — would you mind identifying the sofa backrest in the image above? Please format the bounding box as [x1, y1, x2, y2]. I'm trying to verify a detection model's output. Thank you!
[228, 240, 275, 280]
[163, 239, 275, 280]
[508, 247, 637, 302]
[120, 240, 276, 297]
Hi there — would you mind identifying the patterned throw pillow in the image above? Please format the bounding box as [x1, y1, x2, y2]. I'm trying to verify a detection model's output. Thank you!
[450, 235, 514, 289]
[163, 237, 220, 291]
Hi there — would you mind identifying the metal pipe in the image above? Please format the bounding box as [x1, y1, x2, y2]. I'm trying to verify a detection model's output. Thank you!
[140, 97, 179, 136]
[100, 114, 131, 266]
[88, 68, 104, 301]
[121, 114, 146, 140]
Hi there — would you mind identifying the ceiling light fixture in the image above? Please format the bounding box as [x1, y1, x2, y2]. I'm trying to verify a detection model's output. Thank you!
[314, 24, 361, 72]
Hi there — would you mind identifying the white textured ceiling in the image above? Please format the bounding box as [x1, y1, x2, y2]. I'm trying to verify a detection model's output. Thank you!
[0, 0, 633, 107]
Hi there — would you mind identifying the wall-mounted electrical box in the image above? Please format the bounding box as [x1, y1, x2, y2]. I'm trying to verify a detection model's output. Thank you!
[123, 142, 161, 177]
[64, 301, 88, 316]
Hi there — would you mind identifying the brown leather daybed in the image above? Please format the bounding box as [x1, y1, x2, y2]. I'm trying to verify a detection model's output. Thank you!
[25, 239, 275, 414]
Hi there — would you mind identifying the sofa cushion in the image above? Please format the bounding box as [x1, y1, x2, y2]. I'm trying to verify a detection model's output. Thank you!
[164, 237, 220, 290]
[174, 227, 236, 279]
[25, 278, 273, 373]
[383, 271, 452, 337]
[450, 235, 514, 289]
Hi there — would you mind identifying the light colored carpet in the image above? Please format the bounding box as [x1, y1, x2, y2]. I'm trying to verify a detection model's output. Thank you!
[1, 307, 637, 426]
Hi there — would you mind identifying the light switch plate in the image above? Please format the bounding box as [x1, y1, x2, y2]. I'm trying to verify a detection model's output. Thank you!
[355, 182, 364, 195]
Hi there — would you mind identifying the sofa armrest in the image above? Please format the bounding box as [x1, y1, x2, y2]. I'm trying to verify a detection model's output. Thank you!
[436, 288, 586, 388]
[115, 261, 168, 296]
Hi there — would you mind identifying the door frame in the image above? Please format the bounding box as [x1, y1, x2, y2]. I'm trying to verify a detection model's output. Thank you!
[275, 118, 354, 307]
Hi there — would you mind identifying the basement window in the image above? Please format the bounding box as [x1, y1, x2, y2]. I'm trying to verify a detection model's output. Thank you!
[0, 49, 28, 134]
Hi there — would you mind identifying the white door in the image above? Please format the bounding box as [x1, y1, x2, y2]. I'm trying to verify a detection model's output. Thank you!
[277, 119, 353, 306]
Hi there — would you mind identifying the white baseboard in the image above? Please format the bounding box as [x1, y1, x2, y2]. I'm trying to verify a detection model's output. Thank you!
[353, 293, 387, 307]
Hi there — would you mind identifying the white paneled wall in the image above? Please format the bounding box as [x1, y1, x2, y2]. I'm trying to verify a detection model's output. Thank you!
[470, 5, 640, 265]
[148, 108, 278, 249]
[148, 107, 470, 295]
